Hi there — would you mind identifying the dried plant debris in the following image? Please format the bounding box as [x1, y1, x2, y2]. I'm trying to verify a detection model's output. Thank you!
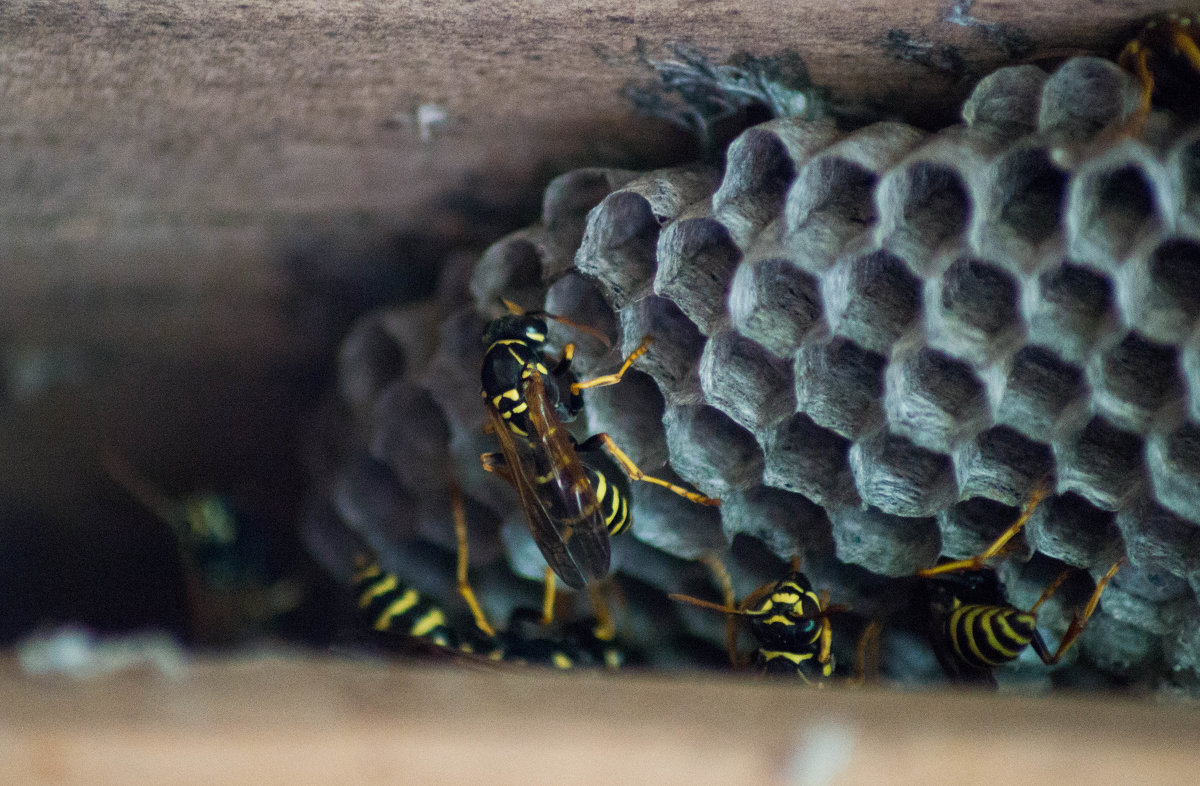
[622, 41, 829, 151]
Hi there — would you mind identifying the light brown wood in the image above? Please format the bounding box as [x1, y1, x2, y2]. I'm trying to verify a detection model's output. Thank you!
[2, 655, 1200, 785]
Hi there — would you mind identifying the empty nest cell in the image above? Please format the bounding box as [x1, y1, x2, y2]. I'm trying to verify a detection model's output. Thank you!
[541, 167, 636, 279]
[582, 369, 669, 473]
[1026, 260, 1118, 366]
[1024, 491, 1122, 570]
[654, 216, 742, 335]
[828, 505, 942, 577]
[1088, 331, 1184, 435]
[823, 248, 923, 355]
[926, 256, 1022, 363]
[468, 230, 548, 315]
[1119, 237, 1200, 345]
[884, 345, 989, 454]
[628, 478, 729, 560]
[1068, 150, 1168, 270]
[879, 159, 973, 272]
[762, 412, 859, 508]
[1116, 496, 1200, 579]
[718, 485, 833, 560]
[618, 295, 706, 406]
[936, 497, 1026, 562]
[993, 345, 1088, 442]
[698, 330, 795, 435]
[979, 144, 1068, 266]
[1147, 420, 1200, 525]
[662, 404, 765, 499]
[728, 255, 824, 358]
[541, 272, 619, 377]
[794, 337, 887, 440]
[1053, 416, 1147, 511]
[849, 430, 957, 518]
[953, 425, 1054, 507]
[1172, 132, 1200, 232]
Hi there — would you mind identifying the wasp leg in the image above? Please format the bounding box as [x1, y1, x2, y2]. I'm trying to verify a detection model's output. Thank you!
[588, 580, 616, 642]
[549, 343, 576, 376]
[1117, 40, 1155, 131]
[452, 483, 496, 638]
[917, 479, 1049, 577]
[580, 433, 721, 506]
[570, 335, 653, 393]
[1032, 556, 1127, 666]
[541, 566, 557, 627]
[849, 620, 882, 687]
[699, 553, 742, 668]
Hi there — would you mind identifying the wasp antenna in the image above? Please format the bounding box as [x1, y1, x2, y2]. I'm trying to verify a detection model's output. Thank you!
[500, 297, 526, 315]
[668, 592, 747, 616]
[541, 311, 613, 349]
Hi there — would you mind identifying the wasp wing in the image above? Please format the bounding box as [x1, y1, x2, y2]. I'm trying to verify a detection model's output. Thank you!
[482, 369, 610, 588]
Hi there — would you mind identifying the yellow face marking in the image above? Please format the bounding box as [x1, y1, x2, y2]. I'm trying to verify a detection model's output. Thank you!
[536, 363, 549, 375]
[358, 573, 398, 607]
[375, 588, 420, 630]
[551, 652, 573, 670]
[763, 614, 797, 627]
[527, 331, 545, 342]
[410, 608, 448, 638]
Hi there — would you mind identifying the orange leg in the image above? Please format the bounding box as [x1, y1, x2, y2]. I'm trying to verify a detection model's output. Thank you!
[1036, 556, 1126, 666]
[917, 479, 1049, 577]
[541, 565, 557, 627]
[699, 553, 742, 668]
[571, 336, 654, 393]
[587, 433, 721, 506]
[452, 483, 496, 638]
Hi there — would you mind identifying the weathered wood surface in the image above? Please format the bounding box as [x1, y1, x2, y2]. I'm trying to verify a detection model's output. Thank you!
[1, 655, 1198, 785]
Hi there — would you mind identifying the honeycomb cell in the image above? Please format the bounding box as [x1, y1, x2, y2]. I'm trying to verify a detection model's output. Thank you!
[877, 130, 988, 272]
[1087, 331, 1184, 435]
[784, 122, 926, 268]
[718, 485, 833, 560]
[1025, 491, 1122, 570]
[1080, 612, 1164, 679]
[953, 425, 1053, 507]
[1170, 130, 1200, 235]
[1095, 580, 1194, 637]
[925, 256, 1023, 365]
[542, 272, 618, 377]
[728, 253, 824, 358]
[331, 452, 419, 547]
[369, 380, 453, 495]
[417, 306, 490, 432]
[699, 330, 795, 436]
[1116, 496, 1199, 578]
[1067, 143, 1170, 271]
[655, 216, 742, 335]
[828, 505, 941, 577]
[794, 337, 887, 440]
[822, 248, 922, 355]
[1187, 334, 1200, 423]
[761, 413, 859, 508]
[583, 369, 669, 473]
[1026, 260, 1119, 367]
[662, 404, 764, 498]
[884, 345, 989, 454]
[575, 166, 721, 308]
[618, 295, 705, 406]
[962, 64, 1047, 138]
[468, 229, 548, 315]
[975, 143, 1068, 269]
[1053, 416, 1146, 511]
[629, 474, 729, 560]
[712, 117, 839, 247]
[1038, 57, 1141, 148]
[936, 497, 1027, 562]
[337, 308, 409, 419]
[541, 167, 638, 279]
[1118, 237, 1200, 344]
[850, 430, 957, 517]
[1115, 562, 1191, 604]
[1147, 420, 1200, 525]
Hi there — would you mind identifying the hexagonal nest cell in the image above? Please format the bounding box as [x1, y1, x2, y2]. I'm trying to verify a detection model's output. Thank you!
[307, 52, 1200, 695]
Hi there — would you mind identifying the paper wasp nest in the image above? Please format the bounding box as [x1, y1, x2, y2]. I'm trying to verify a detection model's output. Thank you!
[310, 56, 1200, 689]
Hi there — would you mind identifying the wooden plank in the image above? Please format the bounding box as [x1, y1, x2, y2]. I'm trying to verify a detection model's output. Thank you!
[1, 655, 1198, 785]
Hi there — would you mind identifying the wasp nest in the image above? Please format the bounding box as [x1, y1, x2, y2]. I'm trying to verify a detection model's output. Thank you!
[308, 56, 1200, 689]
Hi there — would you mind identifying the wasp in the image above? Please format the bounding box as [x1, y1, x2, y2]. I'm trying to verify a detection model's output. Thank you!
[353, 482, 624, 670]
[670, 555, 841, 683]
[480, 303, 718, 599]
[915, 482, 1125, 686]
[1118, 12, 1200, 126]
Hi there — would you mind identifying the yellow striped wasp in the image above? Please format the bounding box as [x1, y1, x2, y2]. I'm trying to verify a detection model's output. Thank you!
[1118, 11, 1200, 127]
[916, 482, 1125, 686]
[479, 303, 718, 603]
[670, 555, 842, 683]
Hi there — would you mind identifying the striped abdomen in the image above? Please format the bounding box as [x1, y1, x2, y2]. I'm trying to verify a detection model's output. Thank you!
[945, 603, 1037, 669]
[581, 452, 631, 537]
[352, 558, 458, 649]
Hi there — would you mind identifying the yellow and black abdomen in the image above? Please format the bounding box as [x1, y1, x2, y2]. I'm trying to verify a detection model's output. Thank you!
[578, 445, 632, 537]
[352, 557, 458, 649]
[944, 602, 1037, 670]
